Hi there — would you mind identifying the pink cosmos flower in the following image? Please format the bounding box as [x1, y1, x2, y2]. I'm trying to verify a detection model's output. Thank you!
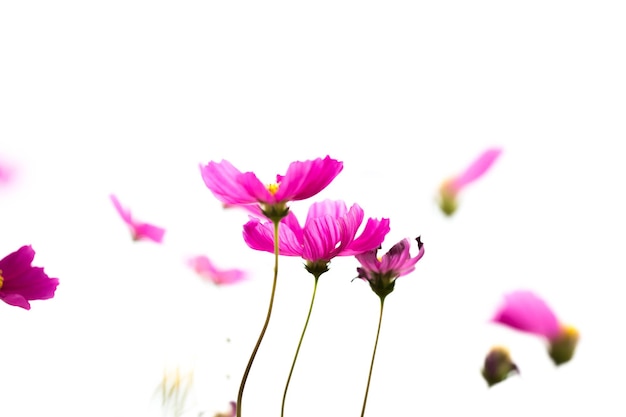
[355, 237, 425, 299]
[187, 255, 247, 286]
[200, 156, 343, 220]
[492, 290, 579, 365]
[110, 194, 165, 243]
[243, 199, 390, 275]
[0, 245, 59, 310]
[439, 147, 502, 216]
[492, 290, 561, 339]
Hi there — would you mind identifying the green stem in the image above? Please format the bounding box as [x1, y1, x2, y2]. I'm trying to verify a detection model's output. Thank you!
[236, 220, 281, 417]
[281, 274, 321, 417]
[360, 296, 385, 417]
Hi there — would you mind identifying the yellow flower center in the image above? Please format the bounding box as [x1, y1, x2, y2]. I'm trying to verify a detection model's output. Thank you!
[560, 324, 580, 340]
[267, 183, 280, 195]
[0, 269, 4, 289]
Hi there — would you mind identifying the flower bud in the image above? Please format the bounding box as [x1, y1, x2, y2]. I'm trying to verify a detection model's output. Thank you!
[548, 324, 579, 366]
[481, 346, 519, 387]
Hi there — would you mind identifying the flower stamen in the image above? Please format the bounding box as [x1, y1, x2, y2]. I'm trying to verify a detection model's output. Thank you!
[0, 269, 4, 289]
[267, 183, 280, 195]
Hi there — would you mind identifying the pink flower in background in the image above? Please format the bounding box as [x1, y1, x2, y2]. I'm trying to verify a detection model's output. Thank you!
[213, 401, 237, 417]
[243, 199, 390, 275]
[492, 290, 561, 339]
[110, 194, 165, 243]
[492, 290, 579, 365]
[438, 147, 502, 216]
[0, 245, 59, 310]
[355, 237, 425, 299]
[188, 255, 247, 285]
[0, 159, 15, 185]
[200, 156, 343, 220]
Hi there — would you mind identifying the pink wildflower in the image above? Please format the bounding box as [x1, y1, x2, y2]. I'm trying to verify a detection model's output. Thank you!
[200, 156, 343, 221]
[110, 194, 165, 243]
[187, 255, 247, 286]
[0, 245, 59, 310]
[243, 200, 390, 276]
[439, 147, 502, 216]
[355, 237, 425, 299]
[492, 290, 579, 365]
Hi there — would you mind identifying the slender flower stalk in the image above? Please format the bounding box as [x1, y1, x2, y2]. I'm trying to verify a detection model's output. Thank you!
[243, 199, 390, 416]
[199, 157, 343, 417]
[236, 220, 280, 417]
[281, 271, 321, 417]
[361, 296, 385, 417]
[355, 237, 425, 417]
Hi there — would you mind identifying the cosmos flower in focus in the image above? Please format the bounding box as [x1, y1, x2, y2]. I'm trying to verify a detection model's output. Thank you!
[0, 245, 59, 310]
[492, 290, 579, 365]
[200, 156, 343, 221]
[355, 237, 425, 299]
[110, 194, 165, 243]
[243, 199, 390, 276]
[187, 255, 247, 286]
[438, 147, 502, 216]
[481, 346, 519, 387]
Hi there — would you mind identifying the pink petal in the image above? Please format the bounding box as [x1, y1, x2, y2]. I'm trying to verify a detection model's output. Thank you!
[188, 255, 247, 285]
[110, 194, 132, 223]
[200, 160, 271, 205]
[275, 156, 344, 202]
[0, 245, 59, 310]
[492, 290, 561, 339]
[450, 148, 502, 192]
[110, 194, 165, 243]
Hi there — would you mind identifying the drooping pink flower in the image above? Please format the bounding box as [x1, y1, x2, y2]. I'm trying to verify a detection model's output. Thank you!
[492, 290, 579, 365]
[355, 237, 425, 298]
[200, 156, 343, 221]
[492, 290, 561, 339]
[243, 199, 390, 276]
[110, 194, 165, 243]
[187, 255, 247, 286]
[438, 147, 502, 216]
[0, 245, 59, 310]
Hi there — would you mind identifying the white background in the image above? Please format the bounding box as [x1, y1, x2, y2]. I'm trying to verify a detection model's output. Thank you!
[1, 1, 625, 416]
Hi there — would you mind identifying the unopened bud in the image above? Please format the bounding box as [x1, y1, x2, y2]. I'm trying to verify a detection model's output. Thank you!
[481, 346, 519, 387]
[548, 324, 579, 365]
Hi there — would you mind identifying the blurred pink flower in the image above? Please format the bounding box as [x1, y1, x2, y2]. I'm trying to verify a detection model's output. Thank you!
[200, 156, 343, 221]
[492, 290, 561, 339]
[188, 255, 247, 285]
[0, 245, 59, 310]
[243, 200, 390, 275]
[110, 194, 165, 243]
[492, 290, 579, 365]
[0, 159, 15, 185]
[439, 148, 502, 216]
[355, 237, 425, 299]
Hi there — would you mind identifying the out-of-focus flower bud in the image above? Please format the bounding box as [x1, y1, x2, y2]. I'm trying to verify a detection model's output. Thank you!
[481, 346, 519, 387]
[548, 324, 580, 366]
